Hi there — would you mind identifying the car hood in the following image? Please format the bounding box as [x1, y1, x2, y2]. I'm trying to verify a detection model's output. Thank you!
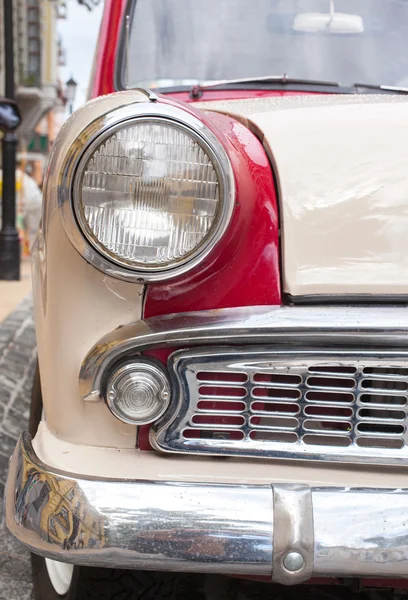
[195, 93, 408, 300]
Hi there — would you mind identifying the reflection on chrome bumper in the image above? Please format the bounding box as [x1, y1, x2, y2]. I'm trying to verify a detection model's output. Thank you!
[5, 433, 408, 585]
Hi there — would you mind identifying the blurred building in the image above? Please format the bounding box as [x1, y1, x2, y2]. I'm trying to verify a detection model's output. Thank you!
[0, 0, 67, 255]
[0, 0, 66, 148]
[21, 92, 66, 186]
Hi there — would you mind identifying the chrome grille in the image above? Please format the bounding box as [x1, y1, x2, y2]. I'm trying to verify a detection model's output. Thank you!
[151, 348, 408, 465]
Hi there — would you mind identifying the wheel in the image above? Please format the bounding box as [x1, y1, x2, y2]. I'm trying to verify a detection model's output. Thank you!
[29, 362, 239, 599]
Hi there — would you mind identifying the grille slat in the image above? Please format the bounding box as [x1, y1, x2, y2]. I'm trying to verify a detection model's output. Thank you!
[152, 349, 408, 465]
[197, 403, 246, 413]
[359, 393, 408, 406]
[357, 408, 405, 421]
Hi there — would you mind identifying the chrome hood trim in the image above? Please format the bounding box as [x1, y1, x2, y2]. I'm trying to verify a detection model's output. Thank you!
[79, 305, 408, 402]
[196, 94, 408, 297]
[6, 433, 408, 583]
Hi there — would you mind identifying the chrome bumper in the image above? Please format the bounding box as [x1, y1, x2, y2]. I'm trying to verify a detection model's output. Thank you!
[5, 433, 408, 585]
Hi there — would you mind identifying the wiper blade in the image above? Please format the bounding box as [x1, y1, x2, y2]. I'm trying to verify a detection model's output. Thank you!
[189, 75, 340, 98]
[353, 82, 408, 94]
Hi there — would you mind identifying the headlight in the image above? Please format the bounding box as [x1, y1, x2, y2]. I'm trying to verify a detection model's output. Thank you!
[67, 102, 234, 281]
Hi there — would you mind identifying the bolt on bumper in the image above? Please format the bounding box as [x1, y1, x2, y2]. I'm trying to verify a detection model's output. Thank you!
[4, 433, 408, 585]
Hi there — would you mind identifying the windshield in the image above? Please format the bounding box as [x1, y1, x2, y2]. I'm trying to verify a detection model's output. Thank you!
[123, 0, 408, 90]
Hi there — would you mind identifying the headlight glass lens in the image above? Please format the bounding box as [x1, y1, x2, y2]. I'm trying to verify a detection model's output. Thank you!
[76, 120, 221, 270]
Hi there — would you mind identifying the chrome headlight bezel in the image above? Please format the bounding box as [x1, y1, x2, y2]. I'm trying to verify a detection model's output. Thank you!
[59, 101, 235, 282]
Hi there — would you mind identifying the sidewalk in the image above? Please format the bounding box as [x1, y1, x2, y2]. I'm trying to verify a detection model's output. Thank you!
[0, 259, 32, 323]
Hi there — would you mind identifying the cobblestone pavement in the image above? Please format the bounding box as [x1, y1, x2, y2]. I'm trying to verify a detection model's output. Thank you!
[0, 295, 36, 600]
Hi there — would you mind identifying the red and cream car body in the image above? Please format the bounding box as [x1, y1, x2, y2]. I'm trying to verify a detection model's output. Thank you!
[6, 0, 408, 596]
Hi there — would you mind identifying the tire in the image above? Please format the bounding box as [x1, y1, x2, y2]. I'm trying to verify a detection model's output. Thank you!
[31, 554, 211, 600]
[29, 362, 238, 600]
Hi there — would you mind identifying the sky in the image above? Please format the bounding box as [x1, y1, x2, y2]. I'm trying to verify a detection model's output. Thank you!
[58, 0, 104, 112]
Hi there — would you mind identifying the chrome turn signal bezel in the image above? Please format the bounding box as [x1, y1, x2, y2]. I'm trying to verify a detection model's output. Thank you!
[58, 100, 235, 283]
[104, 358, 171, 426]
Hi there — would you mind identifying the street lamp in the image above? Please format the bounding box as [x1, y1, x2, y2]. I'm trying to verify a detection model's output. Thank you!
[65, 76, 78, 115]
[0, 0, 21, 280]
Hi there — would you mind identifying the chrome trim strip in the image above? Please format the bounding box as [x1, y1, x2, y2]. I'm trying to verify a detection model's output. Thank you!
[59, 101, 235, 283]
[272, 485, 314, 585]
[131, 88, 158, 101]
[286, 293, 408, 305]
[79, 305, 408, 402]
[6, 434, 408, 579]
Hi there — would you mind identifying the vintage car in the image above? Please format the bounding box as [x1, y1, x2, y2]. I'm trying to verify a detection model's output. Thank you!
[5, 0, 408, 598]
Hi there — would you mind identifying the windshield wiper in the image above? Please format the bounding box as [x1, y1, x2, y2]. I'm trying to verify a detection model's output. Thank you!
[187, 77, 408, 99]
[353, 82, 408, 94]
[189, 75, 340, 98]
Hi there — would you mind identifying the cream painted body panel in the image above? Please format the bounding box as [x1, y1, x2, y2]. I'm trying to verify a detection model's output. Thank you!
[35, 90, 408, 476]
[33, 421, 408, 489]
[33, 91, 149, 448]
[198, 94, 408, 296]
